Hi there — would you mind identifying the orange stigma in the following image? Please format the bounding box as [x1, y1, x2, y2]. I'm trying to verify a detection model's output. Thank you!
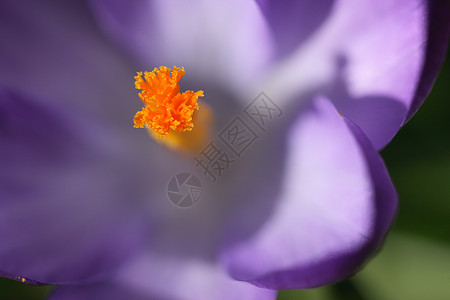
[133, 66, 204, 138]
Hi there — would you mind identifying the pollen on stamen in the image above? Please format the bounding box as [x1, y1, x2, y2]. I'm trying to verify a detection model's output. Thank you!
[133, 66, 204, 138]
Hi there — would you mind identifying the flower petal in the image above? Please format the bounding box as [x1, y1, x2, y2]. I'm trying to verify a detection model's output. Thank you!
[326, 0, 449, 148]
[405, 0, 450, 121]
[88, 0, 274, 93]
[255, 0, 335, 57]
[0, 270, 44, 285]
[0, 89, 149, 284]
[0, 0, 138, 126]
[50, 253, 277, 300]
[265, 0, 447, 149]
[49, 284, 150, 300]
[221, 96, 397, 289]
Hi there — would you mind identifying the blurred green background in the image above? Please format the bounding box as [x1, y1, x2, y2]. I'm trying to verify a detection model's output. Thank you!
[1, 54, 449, 300]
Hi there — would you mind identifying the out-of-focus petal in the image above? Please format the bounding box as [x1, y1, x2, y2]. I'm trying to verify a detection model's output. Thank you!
[406, 0, 450, 121]
[50, 253, 276, 300]
[221, 96, 397, 289]
[327, 0, 450, 149]
[0, 0, 138, 127]
[0, 270, 44, 285]
[255, 0, 335, 57]
[265, 0, 446, 149]
[49, 283, 151, 300]
[0, 90, 150, 284]
[88, 0, 274, 94]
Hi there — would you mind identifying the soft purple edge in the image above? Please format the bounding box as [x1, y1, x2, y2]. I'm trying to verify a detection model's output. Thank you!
[244, 119, 398, 289]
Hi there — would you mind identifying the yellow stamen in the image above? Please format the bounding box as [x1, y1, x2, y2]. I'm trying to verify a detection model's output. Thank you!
[133, 66, 204, 137]
[149, 102, 213, 154]
[133, 66, 211, 153]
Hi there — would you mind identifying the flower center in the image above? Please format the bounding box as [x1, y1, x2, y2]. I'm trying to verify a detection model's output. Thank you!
[133, 66, 211, 153]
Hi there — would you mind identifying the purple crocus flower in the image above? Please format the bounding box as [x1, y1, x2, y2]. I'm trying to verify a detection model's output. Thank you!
[0, 0, 448, 299]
